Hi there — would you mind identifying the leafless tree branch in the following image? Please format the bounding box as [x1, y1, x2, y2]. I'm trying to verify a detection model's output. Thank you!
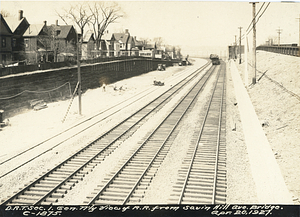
[89, 2, 124, 48]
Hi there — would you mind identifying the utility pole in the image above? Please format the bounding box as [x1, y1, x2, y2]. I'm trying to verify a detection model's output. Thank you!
[235, 35, 237, 59]
[251, 2, 257, 85]
[297, 14, 300, 57]
[238, 27, 243, 64]
[77, 33, 82, 115]
[245, 35, 248, 87]
[276, 27, 282, 46]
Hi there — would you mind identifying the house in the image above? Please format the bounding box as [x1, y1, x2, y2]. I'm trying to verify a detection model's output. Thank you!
[81, 31, 95, 59]
[127, 36, 138, 56]
[96, 33, 109, 57]
[108, 29, 150, 57]
[88, 29, 145, 58]
[48, 21, 77, 62]
[22, 21, 48, 63]
[98, 32, 115, 57]
[139, 41, 157, 58]
[112, 29, 133, 56]
[133, 36, 144, 51]
[164, 45, 175, 60]
[0, 14, 13, 65]
[131, 36, 144, 56]
[4, 10, 29, 62]
[21, 19, 77, 63]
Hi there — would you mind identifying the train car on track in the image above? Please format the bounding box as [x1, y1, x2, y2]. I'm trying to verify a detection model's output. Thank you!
[210, 54, 220, 65]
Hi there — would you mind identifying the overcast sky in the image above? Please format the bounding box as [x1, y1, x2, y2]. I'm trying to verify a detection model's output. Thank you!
[1, 1, 300, 56]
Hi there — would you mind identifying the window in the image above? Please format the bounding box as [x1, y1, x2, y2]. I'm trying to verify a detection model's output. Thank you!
[24, 39, 29, 48]
[12, 38, 17, 48]
[2, 37, 6, 47]
[2, 54, 6, 64]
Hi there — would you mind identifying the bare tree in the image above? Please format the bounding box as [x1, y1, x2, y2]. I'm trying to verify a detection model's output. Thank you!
[1, 9, 10, 17]
[139, 37, 150, 47]
[36, 32, 52, 62]
[172, 46, 177, 58]
[56, 3, 93, 47]
[176, 46, 182, 60]
[153, 37, 164, 49]
[88, 2, 124, 49]
[56, 2, 123, 58]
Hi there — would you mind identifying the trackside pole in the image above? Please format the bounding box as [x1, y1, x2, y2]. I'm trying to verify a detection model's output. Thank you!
[251, 2, 257, 85]
[77, 33, 82, 116]
[245, 36, 248, 87]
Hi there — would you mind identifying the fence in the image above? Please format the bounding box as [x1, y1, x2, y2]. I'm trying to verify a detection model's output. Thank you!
[257, 45, 299, 57]
[0, 56, 141, 77]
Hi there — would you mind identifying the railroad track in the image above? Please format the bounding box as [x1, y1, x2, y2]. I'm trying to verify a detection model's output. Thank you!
[84, 64, 219, 205]
[0, 62, 201, 179]
[169, 61, 226, 204]
[1, 61, 211, 205]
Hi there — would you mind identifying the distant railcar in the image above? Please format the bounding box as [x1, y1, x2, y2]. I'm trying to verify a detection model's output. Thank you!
[210, 54, 220, 65]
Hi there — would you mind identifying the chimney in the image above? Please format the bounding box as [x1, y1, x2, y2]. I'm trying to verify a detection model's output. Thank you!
[18, 10, 23, 20]
[43, 21, 47, 26]
[56, 20, 58, 26]
[125, 29, 129, 34]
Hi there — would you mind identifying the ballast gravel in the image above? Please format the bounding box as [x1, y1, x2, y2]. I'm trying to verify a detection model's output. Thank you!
[0, 54, 298, 205]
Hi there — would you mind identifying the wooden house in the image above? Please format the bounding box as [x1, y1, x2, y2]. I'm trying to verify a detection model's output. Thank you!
[0, 14, 13, 65]
[4, 10, 29, 62]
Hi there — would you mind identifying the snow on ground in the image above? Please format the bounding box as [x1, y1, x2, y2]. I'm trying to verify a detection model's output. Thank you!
[0, 52, 299, 204]
[0, 59, 210, 203]
[0, 60, 204, 160]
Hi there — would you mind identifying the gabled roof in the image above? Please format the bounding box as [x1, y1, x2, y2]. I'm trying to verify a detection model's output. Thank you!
[47, 25, 75, 39]
[23, 24, 45, 37]
[83, 31, 94, 43]
[128, 36, 134, 43]
[113, 33, 129, 44]
[4, 16, 28, 33]
[145, 42, 156, 50]
[56, 25, 74, 39]
[0, 14, 13, 35]
[134, 37, 143, 47]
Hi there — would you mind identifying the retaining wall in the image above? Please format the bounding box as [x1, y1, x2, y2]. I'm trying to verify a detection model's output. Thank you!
[0, 58, 172, 118]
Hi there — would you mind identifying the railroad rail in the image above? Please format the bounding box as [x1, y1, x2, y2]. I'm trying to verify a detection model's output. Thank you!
[0, 61, 206, 179]
[169, 62, 226, 204]
[84, 64, 219, 205]
[1, 61, 211, 205]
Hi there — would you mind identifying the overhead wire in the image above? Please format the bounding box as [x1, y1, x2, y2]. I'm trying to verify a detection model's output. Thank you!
[239, 2, 271, 41]
[245, 2, 265, 33]
[245, 2, 271, 36]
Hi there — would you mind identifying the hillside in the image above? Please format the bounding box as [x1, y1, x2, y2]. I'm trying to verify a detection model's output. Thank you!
[236, 51, 300, 204]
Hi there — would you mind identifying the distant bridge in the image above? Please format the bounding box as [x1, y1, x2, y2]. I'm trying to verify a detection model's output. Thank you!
[257, 44, 299, 57]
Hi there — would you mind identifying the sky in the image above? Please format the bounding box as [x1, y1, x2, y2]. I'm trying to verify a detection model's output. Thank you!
[1, 1, 300, 56]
